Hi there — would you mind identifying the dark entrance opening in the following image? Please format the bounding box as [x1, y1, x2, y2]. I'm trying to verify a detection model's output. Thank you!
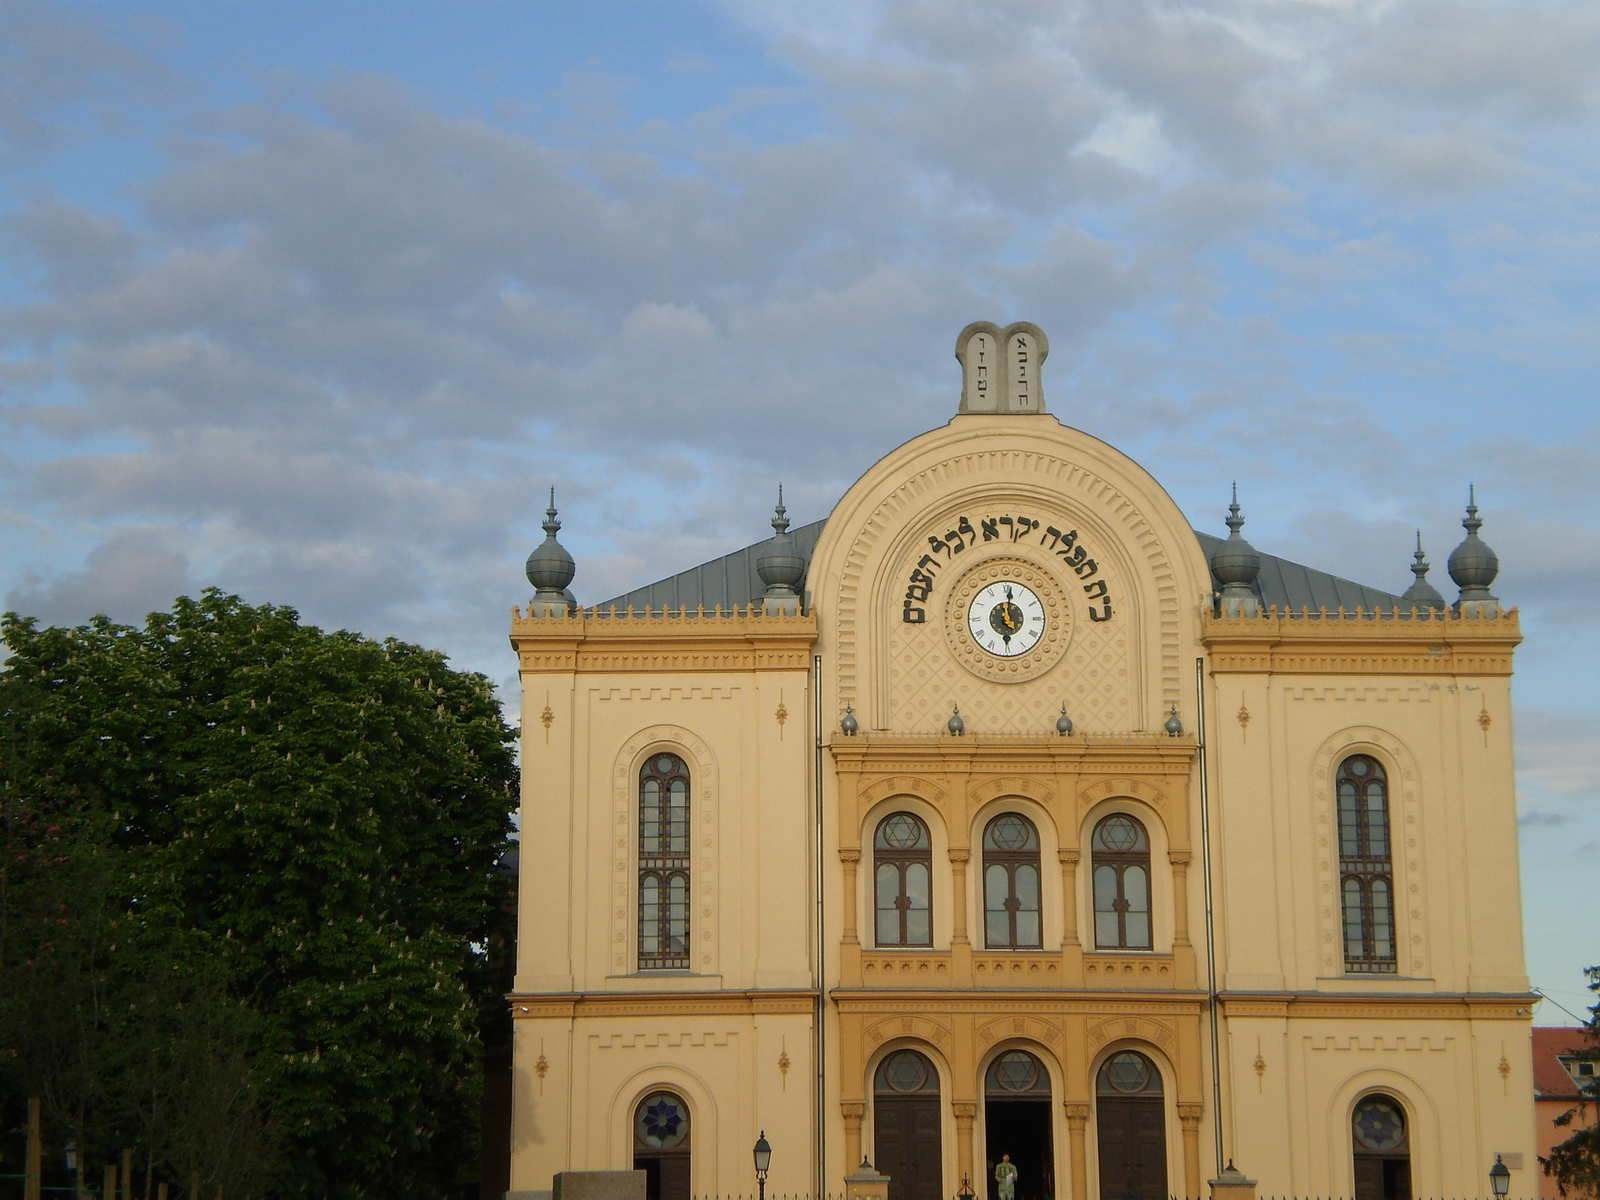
[1352, 1095, 1411, 1200]
[633, 1091, 690, 1200]
[985, 1050, 1054, 1200]
[874, 1049, 944, 1200]
[1094, 1051, 1167, 1200]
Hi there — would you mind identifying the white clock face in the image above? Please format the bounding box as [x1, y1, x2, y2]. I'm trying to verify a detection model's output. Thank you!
[967, 581, 1046, 658]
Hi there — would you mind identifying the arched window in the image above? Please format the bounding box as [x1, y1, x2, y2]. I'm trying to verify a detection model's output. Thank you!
[1095, 1051, 1166, 1200]
[633, 1090, 690, 1200]
[1092, 815, 1151, 949]
[875, 812, 932, 947]
[1351, 1094, 1411, 1200]
[639, 753, 690, 970]
[1338, 755, 1396, 973]
[874, 1050, 942, 1200]
[983, 814, 1042, 949]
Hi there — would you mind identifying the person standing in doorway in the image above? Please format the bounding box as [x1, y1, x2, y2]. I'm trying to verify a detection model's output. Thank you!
[996, 1153, 1019, 1200]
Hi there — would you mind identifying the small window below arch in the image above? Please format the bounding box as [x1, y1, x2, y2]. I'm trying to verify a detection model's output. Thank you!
[1338, 755, 1397, 974]
[983, 813, 1042, 949]
[1352, 1093, 1410, 1200]
[633, 1090, 690, 1200]
[875, 812, 933, 947]
[1092, 814, 1151, 950]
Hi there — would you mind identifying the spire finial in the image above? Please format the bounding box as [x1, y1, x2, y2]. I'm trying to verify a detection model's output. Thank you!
[771, 483, 790, 535]
[1463, 483, 1482, 535]
[1225, 482, 1244, 535]
[543, 487, 561, 537]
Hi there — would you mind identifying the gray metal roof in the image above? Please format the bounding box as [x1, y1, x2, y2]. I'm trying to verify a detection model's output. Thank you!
[1193, 532, 1408, 612]
[600, 519, 827, 613]
[597, 521, 1409, 614]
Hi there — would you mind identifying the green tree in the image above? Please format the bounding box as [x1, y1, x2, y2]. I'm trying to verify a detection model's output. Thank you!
[0, 589, 518, 1199]
[1544, 967, 1600, 1199]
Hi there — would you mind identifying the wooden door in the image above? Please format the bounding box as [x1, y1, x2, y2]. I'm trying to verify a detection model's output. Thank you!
[1095, 1098, 1167, 1200]
[876, 1094, 943, 1200]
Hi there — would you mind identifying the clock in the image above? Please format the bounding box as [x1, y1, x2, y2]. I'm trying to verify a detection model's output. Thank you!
[967, 580, 1046, 657]
[943, 558, 1070, 683]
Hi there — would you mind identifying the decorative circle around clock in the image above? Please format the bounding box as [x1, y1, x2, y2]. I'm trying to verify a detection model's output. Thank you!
[944, 557, 1071, 684]
[968, 580, 1045, 657]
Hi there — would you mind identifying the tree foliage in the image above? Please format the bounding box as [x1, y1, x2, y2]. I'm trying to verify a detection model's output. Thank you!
[0, 589, 518, 1199]
[1544, 966, 1600, 1199]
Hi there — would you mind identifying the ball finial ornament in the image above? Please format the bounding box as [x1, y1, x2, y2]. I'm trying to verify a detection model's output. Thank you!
[1447, 485, 1500, 615]
[947, 704, 966, 736]
[756, 484, 806, 614]
[1210, 484, 1261, 616]
[1056, 704, 1074, 736]
[1401, 531, 1446, 611]
[525, 487, 576, 614]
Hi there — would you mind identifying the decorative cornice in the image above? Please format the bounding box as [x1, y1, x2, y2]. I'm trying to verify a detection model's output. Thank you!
[831, 991, 1206, 1014]
[510, 608, 817, 673]
[1202, 609, 1520, 676]
[1217, 991, 1537, 1021]
[829, 735, 1197, 774]
[508, 989, 818, 1019]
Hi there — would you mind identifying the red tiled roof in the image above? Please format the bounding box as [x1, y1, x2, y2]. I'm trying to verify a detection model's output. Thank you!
[1534, 1027, 1594, 1100]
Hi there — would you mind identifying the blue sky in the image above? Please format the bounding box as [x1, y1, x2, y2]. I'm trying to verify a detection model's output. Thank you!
[2, 0, 1597, 1020]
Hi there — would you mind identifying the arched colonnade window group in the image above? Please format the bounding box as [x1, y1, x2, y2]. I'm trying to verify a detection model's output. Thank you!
[869, 1045, 1173, 1200]
[872, 808, 1157, 951]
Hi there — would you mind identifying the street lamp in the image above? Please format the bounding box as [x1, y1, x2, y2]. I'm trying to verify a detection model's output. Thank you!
[958, 1176, 976, 1200]
[753, 1131, 772, 1200]
[1489, 1155, 1511, 1199]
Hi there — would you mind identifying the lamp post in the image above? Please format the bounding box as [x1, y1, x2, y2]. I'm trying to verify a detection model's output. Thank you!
[1489, 1155, 1510, 1200]
[958, 1176, 976, 1200]
[753, 1131, 772, 1200]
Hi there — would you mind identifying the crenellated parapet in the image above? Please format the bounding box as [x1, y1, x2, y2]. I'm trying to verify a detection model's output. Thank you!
[1202, 604, 1520, 675]
[509, 604, 818, 673]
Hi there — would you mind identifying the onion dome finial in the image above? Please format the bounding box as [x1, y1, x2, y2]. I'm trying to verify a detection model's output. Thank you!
[947, 703, 965, 736]
[1164, 705, 1183, 737]
[1056, 703, 1074, 736]
[840, 704, 859, 736]
[1447, 485, 1500, 616]
[756, 483, 806, 615]
[1400, 532, 1446, 612]
[525, 486, 576, 616]
[1210, 483, 1262, 617]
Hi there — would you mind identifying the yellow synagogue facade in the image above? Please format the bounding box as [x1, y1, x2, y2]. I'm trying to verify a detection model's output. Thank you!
[505, 323, 1536, 1200]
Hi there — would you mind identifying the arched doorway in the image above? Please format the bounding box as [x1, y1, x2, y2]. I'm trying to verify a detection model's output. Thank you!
[632, 1091, 690, 1200]
[1094, 1051, 1167, 1200]
[1352, 1094, 1411, 1200]
[985, 1049, 1054, 1200]
[874, 1049, 944, 1200]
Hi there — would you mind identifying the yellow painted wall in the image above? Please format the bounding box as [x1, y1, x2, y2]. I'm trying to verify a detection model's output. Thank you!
[506, 405, 1537, 1200]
